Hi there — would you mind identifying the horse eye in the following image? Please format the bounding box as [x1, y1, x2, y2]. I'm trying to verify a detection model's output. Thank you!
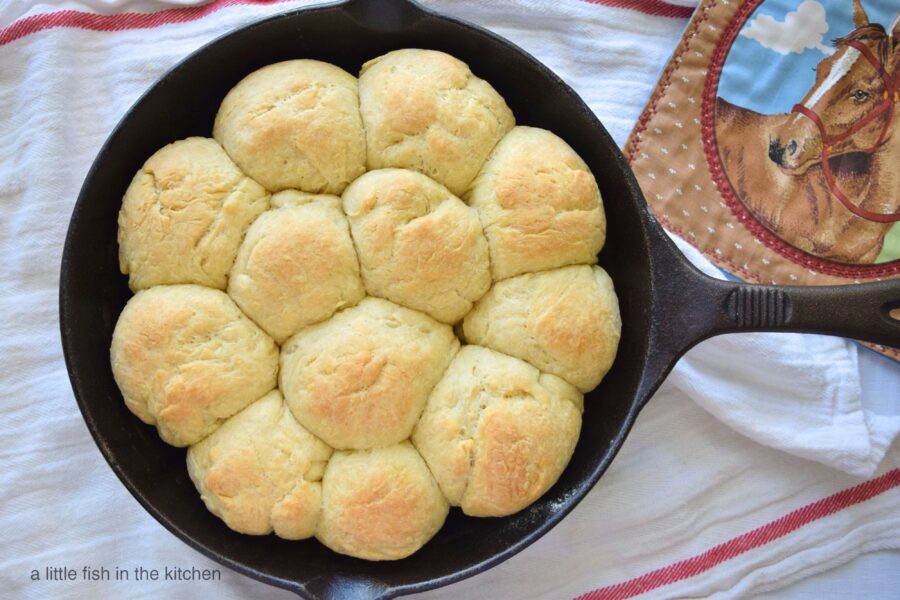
[852, 89, 870, 102]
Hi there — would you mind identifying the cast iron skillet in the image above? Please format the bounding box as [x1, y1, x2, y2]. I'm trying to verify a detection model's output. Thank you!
[59, 0, 900, 598]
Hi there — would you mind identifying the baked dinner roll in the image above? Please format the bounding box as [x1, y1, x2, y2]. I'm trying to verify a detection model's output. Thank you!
[110, 285, 279, 447]
[412, 345, 583, 517]
[187, 390, 332, 539]
[280, 297, 458, 450]
[462, 265, 621, 392]
[117, 137, 269, 291]
[466, 126, 605, 281]
[342, 169, 490, 323]
[228, 191, 365, 343]
[316, 442, 448, 560]
[358, 49, 514, 196]
[213, 60, 366, 194]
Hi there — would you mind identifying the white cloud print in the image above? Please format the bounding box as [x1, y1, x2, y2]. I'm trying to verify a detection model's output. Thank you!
[741, 0, 834, 55]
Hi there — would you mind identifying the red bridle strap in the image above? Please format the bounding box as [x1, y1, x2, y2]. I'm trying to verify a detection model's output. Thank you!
[790, 40, 900, 224]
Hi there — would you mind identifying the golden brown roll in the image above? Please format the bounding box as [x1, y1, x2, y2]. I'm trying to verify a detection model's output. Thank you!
[412, 345, 583, 517]
[342, 169, 490, 323]
[213, 60, 366, 194]
[280, 297, 459, 450]
[117, 137, 269, 291]
[228, 191, 365, 343]
[462, 265, 621, 392]
[316, 442, 448, 560]
[187, 390, 333, 539]
[466, 126, 605, 280]
[358, 49, 514, 196]
[110, 284, 279, 446]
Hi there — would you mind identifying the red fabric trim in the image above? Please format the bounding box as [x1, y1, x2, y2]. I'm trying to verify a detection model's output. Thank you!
[583, 0, 694, 19]
[0, 0, 693, 47]
[0, 0, 291, 46]
[574, 468, 900, 600]
[700, 0, 900, 277]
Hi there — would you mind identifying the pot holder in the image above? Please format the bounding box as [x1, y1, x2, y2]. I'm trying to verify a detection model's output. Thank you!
[625, 0, 900, 361]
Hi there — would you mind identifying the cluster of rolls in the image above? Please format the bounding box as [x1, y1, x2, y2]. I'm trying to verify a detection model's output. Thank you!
[110, 49, 621, 561]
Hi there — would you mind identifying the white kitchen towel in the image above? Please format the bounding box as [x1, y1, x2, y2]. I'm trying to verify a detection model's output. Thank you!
[666, 233, 900, 478]
[0, 1, 897, 599]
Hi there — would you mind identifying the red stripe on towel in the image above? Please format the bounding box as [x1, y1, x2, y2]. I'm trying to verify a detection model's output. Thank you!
[0, 0, 290, 46]
[0, 0, 693, 47]
[575, 468, 900, 600]
[584, 0, 694, 19]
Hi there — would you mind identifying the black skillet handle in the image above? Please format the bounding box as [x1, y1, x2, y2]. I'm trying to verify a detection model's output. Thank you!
[637, 230, 900, 403]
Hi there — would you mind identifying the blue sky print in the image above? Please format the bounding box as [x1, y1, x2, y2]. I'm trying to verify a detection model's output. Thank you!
[718, 0, 898, 115]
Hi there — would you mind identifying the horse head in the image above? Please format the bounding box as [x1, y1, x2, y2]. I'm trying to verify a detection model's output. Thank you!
[768, 0, 899, 175]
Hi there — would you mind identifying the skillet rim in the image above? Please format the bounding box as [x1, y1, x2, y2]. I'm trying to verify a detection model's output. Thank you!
[58, 0, 664, 596]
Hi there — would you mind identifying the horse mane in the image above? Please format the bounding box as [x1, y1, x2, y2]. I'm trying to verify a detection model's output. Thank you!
[833, 24, 889, 65]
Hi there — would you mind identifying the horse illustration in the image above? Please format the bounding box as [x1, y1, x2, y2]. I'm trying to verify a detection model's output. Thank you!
[716, 0, 899, 264]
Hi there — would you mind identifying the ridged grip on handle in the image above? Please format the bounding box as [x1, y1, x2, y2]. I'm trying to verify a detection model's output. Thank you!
[726, 287, 791, 328]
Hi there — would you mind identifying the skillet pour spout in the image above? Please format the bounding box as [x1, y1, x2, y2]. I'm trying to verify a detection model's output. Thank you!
[342, 0, 429, 30]
[57, 0, 899, 598]
[300, 575, 391, 600]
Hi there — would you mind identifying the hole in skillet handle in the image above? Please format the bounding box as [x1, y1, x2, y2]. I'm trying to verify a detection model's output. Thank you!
[343, 0, 429, 32]
[887, 305, 900, 324]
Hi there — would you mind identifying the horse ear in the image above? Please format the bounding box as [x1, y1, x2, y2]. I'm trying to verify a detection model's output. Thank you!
[852, 0, 869, 28]
[891, 12, 900, 49]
